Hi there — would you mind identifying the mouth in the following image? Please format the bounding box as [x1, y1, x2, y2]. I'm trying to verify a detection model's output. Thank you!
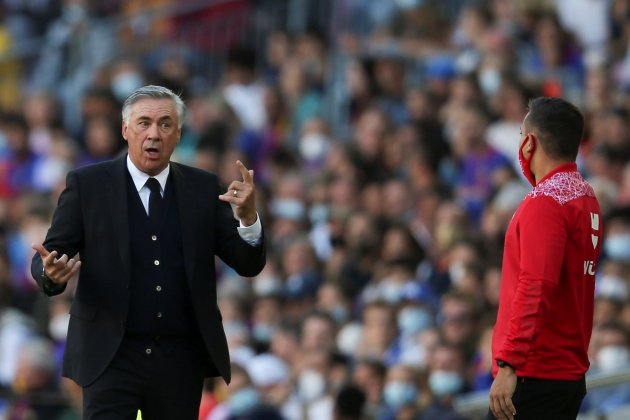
[144, 146, 160, 159]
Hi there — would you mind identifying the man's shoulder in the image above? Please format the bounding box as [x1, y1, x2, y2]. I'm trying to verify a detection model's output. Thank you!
[70, 157, 123, 178]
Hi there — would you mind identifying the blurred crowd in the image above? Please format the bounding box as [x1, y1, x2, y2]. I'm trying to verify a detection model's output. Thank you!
[1, 0, 630, 419]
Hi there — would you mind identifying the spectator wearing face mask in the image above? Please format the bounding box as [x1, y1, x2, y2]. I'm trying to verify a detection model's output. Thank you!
[593, 259, 628, 327]
[602, 206, 630, 263]
[207, 362, 283, 420]
[315, 282, 353, 326]
[581, 322, 630, 417]
[421, 342, 468, 420]
[396, 302, 434, 367]
[380, 363, 424, 420]
[294, 349, 334, 420]
[244, 354, 295, 419]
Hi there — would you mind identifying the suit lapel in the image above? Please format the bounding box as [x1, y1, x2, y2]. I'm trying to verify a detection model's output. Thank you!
[170, 163, 197, 287]
[108, 155, 131, 286]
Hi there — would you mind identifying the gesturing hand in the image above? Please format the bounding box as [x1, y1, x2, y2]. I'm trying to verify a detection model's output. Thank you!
[32, 243, 81, 285]
[218, 160, 257, 226]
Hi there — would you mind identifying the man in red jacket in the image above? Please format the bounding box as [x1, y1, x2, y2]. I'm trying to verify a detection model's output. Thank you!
[489, 97, 602, 420]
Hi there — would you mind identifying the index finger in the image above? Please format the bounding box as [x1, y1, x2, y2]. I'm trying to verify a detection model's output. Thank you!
[31, 243, 56, 266]
[32, 243, 50, 259]
[236, 160, 254, 185]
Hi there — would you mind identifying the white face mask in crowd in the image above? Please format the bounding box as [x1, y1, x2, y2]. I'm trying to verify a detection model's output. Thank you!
[381, 279, 405, 304]
[395, 0, 425, 11]
[428, 370, 464, 397]
[478, 68, 502, 96]
[228, 387, 260, 415]
[596, 275, 628, 301]
[383, 381, 417, 408]
[251, 323, 276, 344]
[298, 369, 326, 403]
[397, 307, 432, 337]
[597, 345, 630, 373]
[269, 198, 305, 221]
[448, 261, 466, 285]
[299, 133, 330, 162]
[604, 233, 630, 262]
[111, 72, 144, 102]
[329, 305, 349, 324]
[252, 274, 283, 297]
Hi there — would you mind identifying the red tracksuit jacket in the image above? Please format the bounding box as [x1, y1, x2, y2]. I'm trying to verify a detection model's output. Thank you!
[492, 163, 602, 380]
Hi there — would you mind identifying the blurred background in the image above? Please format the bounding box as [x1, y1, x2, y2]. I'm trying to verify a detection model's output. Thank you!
[1, 0, 630, 419]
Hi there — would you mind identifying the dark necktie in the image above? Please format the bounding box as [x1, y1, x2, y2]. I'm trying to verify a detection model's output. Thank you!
[146, 177, 163, 224]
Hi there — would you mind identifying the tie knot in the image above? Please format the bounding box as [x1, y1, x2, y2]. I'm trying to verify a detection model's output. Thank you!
[146, 178, 161, 195]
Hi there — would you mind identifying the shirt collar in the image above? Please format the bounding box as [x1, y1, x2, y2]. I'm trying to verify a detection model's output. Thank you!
[126, 154, 170, 193]
[537, 162, 578, 185]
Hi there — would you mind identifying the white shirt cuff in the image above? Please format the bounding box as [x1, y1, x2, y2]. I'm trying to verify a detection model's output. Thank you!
[237, 213, 262, 246]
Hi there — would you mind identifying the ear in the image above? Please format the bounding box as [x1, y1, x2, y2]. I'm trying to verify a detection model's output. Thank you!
[121, 122, 128, 141]
[523, 134, 537, 159]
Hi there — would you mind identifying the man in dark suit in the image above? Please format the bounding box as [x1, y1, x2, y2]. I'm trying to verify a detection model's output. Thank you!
[30, 85, 266, 419]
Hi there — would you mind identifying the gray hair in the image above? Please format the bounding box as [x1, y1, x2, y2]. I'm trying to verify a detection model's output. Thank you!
[121, 85, 185, 128]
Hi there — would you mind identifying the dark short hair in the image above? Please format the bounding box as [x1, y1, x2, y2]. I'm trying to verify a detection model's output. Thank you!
[335, 385, 366, 419]
[526, 97, 584, 160]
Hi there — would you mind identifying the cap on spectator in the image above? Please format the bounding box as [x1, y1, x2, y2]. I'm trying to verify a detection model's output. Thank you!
[246, 353, 290, 387]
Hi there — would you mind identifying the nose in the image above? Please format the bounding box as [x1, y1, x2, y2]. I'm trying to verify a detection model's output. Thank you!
[146, 123, 160, 140]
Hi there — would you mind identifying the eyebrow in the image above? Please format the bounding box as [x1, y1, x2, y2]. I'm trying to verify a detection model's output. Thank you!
[136, 115, 174, 122]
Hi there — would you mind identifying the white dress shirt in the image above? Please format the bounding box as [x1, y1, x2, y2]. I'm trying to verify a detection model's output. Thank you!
[126, 155, 262, 246]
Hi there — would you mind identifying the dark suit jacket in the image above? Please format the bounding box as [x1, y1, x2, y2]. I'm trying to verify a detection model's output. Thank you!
[30, 155, 266, 386]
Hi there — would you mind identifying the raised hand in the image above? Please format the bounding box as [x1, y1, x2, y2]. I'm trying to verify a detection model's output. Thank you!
[218, 160, 257, 226]
[32, 243, 81, 285]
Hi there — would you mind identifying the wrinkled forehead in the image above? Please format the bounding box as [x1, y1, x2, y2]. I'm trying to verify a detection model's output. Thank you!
[129, 98, 178, 118]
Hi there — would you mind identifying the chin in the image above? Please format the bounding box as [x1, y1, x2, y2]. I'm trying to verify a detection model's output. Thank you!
[141, 163, 163, 175]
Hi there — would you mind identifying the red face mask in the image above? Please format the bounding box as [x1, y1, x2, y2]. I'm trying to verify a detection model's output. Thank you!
[519, 137, 536, 186]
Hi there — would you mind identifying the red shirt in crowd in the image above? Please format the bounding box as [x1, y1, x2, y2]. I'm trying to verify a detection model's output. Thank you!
[492, 162, 602, 380]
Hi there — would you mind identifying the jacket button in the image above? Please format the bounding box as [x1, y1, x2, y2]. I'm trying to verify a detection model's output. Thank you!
[156, 285, 162, 292]
[154, 260, 159, 266]
[151, 235, 157, 241]
[145, 348, 152, 355]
